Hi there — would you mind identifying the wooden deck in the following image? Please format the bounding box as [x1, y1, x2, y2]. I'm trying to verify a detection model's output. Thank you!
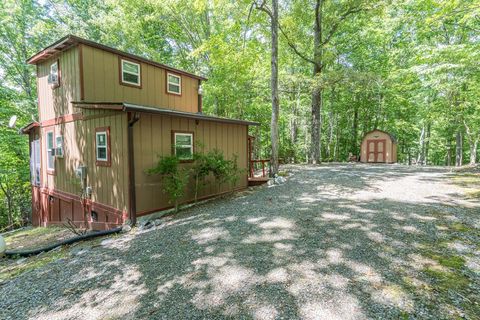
[248, 177, 269, 186]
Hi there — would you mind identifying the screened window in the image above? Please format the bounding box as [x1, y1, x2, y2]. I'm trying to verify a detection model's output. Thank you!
[31, 139, 41, 185]
[48, 61, 59, 87]
[174, 132, 193, 160]
[167, 73, 181, 95]
[96, 131, 108, 161]
[46, 131, 55, 171]
[121, 59, 141, 86]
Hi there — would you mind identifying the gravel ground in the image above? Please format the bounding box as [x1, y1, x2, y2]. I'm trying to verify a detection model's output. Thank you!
[1, 164, 479, 320]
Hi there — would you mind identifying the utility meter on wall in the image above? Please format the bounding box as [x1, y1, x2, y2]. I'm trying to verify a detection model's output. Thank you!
[75, 166, 87, 180]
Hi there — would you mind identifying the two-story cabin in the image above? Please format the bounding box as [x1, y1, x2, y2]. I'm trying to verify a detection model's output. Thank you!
[22, 35, 258, 230]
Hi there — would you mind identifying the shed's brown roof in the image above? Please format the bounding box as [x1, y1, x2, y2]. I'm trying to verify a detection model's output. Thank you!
[73, 102, 260, 126]
[27, 35, 207, 81]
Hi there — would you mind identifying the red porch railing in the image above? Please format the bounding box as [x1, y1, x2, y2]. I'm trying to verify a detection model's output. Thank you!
[248, 136, 269, 183]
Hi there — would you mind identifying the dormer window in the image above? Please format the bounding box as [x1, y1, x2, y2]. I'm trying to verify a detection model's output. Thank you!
[167, 73, 181, 95]
[48, 60, 60, 88]
[120, 59, 141, 87]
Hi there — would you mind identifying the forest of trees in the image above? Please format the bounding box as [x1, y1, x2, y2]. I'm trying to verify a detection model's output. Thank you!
[0, 0, 478, 228]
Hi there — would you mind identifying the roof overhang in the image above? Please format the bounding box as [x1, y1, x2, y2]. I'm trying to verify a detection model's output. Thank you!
[20, 121, 40, 134]
[72, 102, 260, 126]
[27, 35, 207, 81]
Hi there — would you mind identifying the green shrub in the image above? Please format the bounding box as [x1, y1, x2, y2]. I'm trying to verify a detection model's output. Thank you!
[146, 156, 189, 212]
[191, 151, 212, 204]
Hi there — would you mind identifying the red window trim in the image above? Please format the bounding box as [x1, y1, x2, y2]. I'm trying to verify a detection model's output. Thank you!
[118, 56, 142, 89]
[171, 130, 194, 163]
[45, 127, 55, 175]
[95, 126, 111, 167]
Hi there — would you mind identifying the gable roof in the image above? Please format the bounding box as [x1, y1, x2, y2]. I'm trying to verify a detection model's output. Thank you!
[72, 102, 260, 126]
[364, 129, 397, 143]
[27, 35, 207, 81]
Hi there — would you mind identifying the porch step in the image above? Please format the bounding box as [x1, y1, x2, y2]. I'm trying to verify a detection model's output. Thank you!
[248, 177, 269, 186]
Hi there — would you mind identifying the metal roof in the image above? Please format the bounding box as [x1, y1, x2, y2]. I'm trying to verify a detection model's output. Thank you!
[27, 35, 207, 81]
[72, 102, 260, 126]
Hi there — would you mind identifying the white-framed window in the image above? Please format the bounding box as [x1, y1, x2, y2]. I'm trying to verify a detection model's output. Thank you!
[48, 61, 59, 87]
[46, 131, 55, 171]
[167, 73, 181, 95]
[96, 131, 108, 161]
[173, 132, 193, 160]
[31, 139, 41, 185]
[55, 135, 64, 158]
[121, 59, 141, 86]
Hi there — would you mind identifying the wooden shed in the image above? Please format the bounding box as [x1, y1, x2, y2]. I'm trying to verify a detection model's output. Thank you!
[360, 129, 397, 163]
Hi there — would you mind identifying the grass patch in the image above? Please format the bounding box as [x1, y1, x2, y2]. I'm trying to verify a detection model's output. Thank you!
[0, 249, 67, 283]
[451, 173, 480, 200]
[450, 222, 471, 233]
[3, 226, 72, 251]
[0, 226, 76, 283]
[438, 255, 465, 270]
[423, 268, 469, 291]
[277, 170, 289, 177]
[451, 173, 480, 186]
[465, 189, 480, 199]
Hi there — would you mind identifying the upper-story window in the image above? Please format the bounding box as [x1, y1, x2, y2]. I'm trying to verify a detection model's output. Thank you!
[48, 60, 60, 88]
[167, 73, 181, 95]
[121, 59, 141, 87]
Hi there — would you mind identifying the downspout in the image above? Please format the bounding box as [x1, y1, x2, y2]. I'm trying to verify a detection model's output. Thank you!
[198, 80, 203, 113]
[127, 112, 140, 226]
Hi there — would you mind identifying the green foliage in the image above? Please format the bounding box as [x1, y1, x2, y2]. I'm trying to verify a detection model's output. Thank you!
[0, 0, 479, 227]
[146, 156, 188, 212]
[0, 87, 31, 229]
[191, 150, 212, 204]
[192, 149, 242, 202]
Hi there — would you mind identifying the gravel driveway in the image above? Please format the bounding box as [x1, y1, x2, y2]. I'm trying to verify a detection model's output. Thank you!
[1, 164, 479, 319]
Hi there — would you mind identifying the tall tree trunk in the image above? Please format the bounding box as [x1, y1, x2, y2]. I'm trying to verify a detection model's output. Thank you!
[269, 0, 280, 176]
[0, 182, 13, 228]
[464, 121, 479, 165]
[334, 122, 339, 162]
[446, 138, 452, 166]
[417, 125, 425, 165]
[469, 140, 478, 165]
[456, 130, 463, 167]
[352, 103, 358, 156]
[290, 86, 300, 145]
[309, 0, 323, 164]
[424, 123, 431, 165]
[326, 110, 335, 159]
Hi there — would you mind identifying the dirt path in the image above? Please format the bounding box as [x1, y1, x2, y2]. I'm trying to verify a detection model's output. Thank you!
[1, 164, 479, 319]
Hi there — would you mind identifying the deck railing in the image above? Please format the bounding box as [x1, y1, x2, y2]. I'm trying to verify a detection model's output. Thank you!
[249, 159, 270, 178]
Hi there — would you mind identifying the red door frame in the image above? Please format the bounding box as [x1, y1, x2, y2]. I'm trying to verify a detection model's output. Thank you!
[366, 139, 387, 163]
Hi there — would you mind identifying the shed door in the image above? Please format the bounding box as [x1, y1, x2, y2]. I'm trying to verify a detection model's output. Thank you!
[376, 141, 385, 162]
[367, 141, 376, 162]
[367, 139, 387, 163]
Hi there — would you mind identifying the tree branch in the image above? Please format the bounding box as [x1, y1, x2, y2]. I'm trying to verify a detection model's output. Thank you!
[254, 0, 273, 19]
[278, 24, 318, 66]
[322, 5, 366, 46]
